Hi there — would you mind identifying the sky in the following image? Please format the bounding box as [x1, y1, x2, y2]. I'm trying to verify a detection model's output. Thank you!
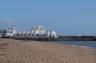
[0, 0, 96, 35]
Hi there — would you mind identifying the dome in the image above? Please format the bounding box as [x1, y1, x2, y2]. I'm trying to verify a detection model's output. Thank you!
[30, 25, 45, 32]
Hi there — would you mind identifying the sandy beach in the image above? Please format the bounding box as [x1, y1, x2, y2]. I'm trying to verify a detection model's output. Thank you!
[0, 38, 96, 63]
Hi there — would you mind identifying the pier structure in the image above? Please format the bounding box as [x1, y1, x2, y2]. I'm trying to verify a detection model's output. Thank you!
[58, 36, 96, 41]
[5, 25, 58, 40]
[1, 26, 96, 41]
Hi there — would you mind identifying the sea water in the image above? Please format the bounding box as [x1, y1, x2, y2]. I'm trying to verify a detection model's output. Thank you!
[55, 41, 96, 48]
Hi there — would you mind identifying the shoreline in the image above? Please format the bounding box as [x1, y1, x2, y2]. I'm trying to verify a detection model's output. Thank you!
[53, 40, 96, 49]
[1, 38, 96, 49]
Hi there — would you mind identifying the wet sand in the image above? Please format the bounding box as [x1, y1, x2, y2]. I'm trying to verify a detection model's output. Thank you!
[0, 38, 96, 63]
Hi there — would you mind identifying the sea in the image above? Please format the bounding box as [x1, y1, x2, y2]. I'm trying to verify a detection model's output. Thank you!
[12, 38, 96, 48]
[55, 41, 96, 48]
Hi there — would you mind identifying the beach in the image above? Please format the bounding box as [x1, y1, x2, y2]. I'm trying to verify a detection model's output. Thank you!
[0, 38, 96, 63]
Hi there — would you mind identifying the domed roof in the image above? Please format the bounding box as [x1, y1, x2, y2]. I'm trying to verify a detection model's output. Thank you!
[31, 25, 45, 31]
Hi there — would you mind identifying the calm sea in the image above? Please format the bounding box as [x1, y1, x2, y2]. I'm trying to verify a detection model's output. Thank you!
[55, 41, 96, 48]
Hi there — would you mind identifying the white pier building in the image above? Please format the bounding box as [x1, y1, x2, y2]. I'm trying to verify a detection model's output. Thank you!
[6, 25, 58, 38]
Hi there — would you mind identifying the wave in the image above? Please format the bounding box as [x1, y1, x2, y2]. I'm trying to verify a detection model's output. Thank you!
[71, 45, 91, 48]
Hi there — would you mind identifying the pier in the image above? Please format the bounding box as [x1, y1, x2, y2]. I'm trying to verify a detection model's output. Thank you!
[0, 25, 96, 41]
[58, 36, 96, 41]
[3, 35, 96, 41]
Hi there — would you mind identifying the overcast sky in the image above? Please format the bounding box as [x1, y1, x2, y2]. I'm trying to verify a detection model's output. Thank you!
[0, 0, 96, 35]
